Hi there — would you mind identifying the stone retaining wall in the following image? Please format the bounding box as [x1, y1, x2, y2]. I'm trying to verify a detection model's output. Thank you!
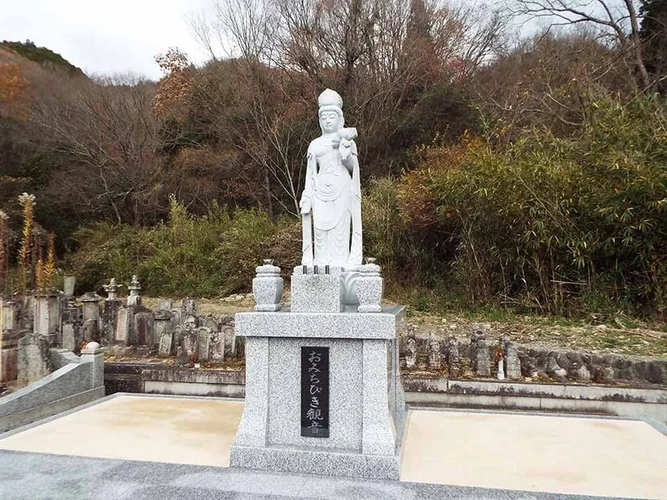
[0, 344, 105, 433]
[401, 328, 667, 385]
[104, 362, 667, 422]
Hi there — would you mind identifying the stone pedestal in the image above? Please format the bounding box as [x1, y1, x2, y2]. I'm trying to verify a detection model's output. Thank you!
[230, 297, 406, 479]
[291, 266, 343, 313]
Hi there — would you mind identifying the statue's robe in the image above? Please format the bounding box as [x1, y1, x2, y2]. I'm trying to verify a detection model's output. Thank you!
[301, 136, 362, 267]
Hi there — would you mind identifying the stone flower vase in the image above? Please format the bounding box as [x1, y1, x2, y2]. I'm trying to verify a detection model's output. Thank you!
[253, 259, 283, 312]
[356, 258, 383, 313]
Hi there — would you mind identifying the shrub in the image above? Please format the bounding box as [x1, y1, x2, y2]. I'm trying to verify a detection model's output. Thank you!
[64, 198, 295, 297]
[400, 96, 667, 317]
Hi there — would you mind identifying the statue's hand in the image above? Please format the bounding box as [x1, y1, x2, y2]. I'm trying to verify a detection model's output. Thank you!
[340, 139, 353, 161]
[300, 196, 311, 214]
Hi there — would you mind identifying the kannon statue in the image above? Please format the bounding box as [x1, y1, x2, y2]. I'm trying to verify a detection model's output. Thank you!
[300, 89, 362, 268]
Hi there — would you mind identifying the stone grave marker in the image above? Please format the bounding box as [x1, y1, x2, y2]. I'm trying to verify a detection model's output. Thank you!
[209, 330, 224, 363]
[153, 310, 173, 347]
[428, 335, 442, 370]
[197, 327, 212, 362]
[177, 328, 198, 364]
[82, 318, 98, 343]
[114, 306, 132, 345]
[503, 338, 522, 380]
[181, 298, 197, 318]
[63, 276, 76, 298]
[170, 309, 182, 327]
[221, 324, 236, 357]
[157, 298, 173, 311]
[158, 330, 173, 357]
[62, 323, 82, 352]
[203, 316, 219, 333]
[17, 332, 52, 385]
[134, 312, 153, 346]
[102, 298, 120, 344]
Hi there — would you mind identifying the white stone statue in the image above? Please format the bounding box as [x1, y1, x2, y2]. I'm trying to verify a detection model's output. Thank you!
[300, 89, 362, 268]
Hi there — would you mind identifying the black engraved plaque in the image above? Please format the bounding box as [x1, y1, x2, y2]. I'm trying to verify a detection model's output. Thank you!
[301, 346, 330, 438]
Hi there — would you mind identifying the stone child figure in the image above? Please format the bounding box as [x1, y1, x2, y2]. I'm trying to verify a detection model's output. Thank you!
[300, 89, 362, 268]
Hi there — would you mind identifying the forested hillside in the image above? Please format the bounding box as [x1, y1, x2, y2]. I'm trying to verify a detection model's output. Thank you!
[0, 40, 84, 76]
[1, 0, 666, 319]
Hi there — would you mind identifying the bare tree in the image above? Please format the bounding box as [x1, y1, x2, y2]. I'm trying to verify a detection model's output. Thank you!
[510, 0, 652, 91]
[30, 74, 164, 224]
[473, 28, 627, 137]
[181, 0, 508, 209]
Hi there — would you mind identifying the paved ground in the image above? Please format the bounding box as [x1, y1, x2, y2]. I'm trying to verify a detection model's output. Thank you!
[0, 396, 244, 466]
[1, 394, 666, 499]
[402, 409, 667, 499]
[0, 449, 631, 500]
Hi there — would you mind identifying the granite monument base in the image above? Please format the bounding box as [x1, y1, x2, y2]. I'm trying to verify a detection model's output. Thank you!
[229, 305, 406, 479]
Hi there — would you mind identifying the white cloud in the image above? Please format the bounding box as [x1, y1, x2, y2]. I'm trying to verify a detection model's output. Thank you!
[0, 0, 212, 80]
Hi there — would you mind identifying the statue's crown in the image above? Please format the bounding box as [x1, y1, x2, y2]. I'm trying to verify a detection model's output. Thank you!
[318, 88, 343, 110]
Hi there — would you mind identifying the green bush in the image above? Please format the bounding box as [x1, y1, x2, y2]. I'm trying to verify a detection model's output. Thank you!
[396, 96, 667, 317]
[64, 197, 295, 297]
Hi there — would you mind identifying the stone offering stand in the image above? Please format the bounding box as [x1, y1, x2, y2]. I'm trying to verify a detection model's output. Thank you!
[230, 263, 406, 479]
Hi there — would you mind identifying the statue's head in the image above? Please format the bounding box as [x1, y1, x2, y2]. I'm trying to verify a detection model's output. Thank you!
[318, 88, 344, 134]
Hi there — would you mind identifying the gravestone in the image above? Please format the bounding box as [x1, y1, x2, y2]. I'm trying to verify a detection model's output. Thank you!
[153, 310, 173, 348]
[62, 323, 82, 352]
[134, 312, 153, 346]
[446, 337, 460, 377]
[102, 298, 121, 343]
[405, 336, 417, 369]
[203, 316, 219, 333]
[17, 332, 52, 385]
[1, 298, 19, 333]
[114, 305, 132, 345]
[81, 292, 101, 331]
[210, 330, 224, 363]
[0, 330, 19, 383]
[157, 298, 173, 311]
[63, 276, 76, 298]
[1, 299, 20, 384]
[428, 335, 442, 370]
[183, 314, 197, 330]
[222, 324, 236, 357]
[471, 326, 491, 377]
[197, 327, 211, 362]
[170, 309, 182, 328]
[158, 330, 173, 357]
[181, 298, 197, 318]
[177, 328, 198, 364]
[33, 293, 61, 341]
[82, 318, 98, 343]
[503, 338, 522, 380]
[127, 275, 142, 307]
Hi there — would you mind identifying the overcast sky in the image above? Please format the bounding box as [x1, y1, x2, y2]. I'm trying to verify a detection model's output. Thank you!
[0, 0, 213, 80]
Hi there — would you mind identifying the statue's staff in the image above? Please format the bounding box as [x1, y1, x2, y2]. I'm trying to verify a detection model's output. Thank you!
[301, 151, 315, 266]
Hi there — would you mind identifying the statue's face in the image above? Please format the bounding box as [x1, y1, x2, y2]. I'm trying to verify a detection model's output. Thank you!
[319, 110, 341, 133]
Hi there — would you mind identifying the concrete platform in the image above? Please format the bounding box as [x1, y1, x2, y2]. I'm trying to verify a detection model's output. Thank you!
[401, 409, 667, 500]
[0, 395, 244, 466]
[0, 394, 666, 499]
